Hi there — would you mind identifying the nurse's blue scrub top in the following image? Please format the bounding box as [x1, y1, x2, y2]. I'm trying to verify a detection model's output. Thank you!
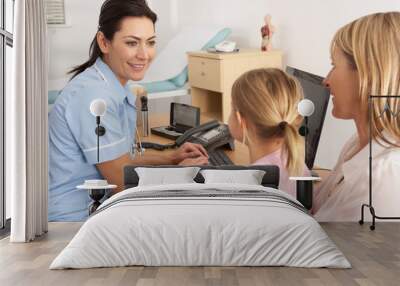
[48, 58, 137, 221]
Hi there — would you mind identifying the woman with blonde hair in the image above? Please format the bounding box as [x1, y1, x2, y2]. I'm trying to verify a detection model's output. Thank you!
[314, 11, 400, 221]
[228, 68, 310, 198]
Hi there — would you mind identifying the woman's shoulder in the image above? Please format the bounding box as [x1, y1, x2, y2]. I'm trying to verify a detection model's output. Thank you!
[63, 67, 110, 95]
[376, 146, 400, 166]
[61, 72, 118, 111]
[346, 143, 400, 181]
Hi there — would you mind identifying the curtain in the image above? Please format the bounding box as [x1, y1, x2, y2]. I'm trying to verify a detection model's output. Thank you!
[7, 0, 48, 242]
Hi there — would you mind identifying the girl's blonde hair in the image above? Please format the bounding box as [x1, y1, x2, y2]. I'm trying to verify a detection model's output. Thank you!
[331, 11, 400, 146]
[231, 68, 305, 176]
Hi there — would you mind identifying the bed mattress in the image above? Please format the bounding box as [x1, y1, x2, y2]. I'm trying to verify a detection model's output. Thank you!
[50, 183, 350, 269]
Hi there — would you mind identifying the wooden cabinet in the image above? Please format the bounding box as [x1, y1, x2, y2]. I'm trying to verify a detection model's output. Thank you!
[187, 49, 283, 122]
[188, 56, 222, 92]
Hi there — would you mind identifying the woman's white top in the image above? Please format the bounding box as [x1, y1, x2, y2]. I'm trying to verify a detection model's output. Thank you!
[314, 133, 400, 221]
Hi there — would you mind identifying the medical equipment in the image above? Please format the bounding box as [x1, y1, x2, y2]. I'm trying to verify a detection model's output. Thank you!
[215, 40, 237, 52]
[131, 127, 145, 158]
[140, 95, 149, 137]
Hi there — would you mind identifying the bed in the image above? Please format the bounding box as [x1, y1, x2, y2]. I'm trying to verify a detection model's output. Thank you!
[50, 165, 350, 269]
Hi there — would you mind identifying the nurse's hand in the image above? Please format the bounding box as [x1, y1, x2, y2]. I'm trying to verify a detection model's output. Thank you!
[178, 156, 209, 166]
[171, 142, 208, 165]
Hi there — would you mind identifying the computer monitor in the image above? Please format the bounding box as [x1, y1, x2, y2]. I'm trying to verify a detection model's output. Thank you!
[286, 66, 330, 169]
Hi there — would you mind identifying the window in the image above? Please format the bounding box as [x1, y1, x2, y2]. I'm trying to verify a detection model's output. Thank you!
[0, 0, 14, 234]
[5, 0, 12, 33]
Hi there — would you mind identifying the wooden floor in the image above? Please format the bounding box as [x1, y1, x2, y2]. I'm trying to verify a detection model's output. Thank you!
[1, 222, 400, 286]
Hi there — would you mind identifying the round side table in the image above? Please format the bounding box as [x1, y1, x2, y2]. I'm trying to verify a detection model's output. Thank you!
[77, 184, 117, 215]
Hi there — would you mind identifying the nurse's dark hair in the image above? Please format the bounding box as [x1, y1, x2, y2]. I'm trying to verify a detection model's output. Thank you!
[69, 0, 157, 79]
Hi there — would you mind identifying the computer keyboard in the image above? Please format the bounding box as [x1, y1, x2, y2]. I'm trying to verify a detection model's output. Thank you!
[208, 149, 234, 166]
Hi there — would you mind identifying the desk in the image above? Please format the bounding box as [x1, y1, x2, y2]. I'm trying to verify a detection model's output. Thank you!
[141, 113, 331, 179]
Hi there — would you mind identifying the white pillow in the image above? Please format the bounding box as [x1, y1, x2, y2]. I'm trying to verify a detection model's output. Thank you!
[200, 169, 266, 185]
[136, 167, 201, 186]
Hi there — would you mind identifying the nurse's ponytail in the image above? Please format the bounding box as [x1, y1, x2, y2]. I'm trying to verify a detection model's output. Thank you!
[69, 37, 102, 79]
[69, 0, 157, 79]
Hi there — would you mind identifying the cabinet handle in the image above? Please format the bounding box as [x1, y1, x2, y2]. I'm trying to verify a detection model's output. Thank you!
[201, 72, 205, 76]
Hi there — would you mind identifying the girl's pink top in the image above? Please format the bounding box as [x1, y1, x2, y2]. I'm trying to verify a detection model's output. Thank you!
[252, 149, 310, 198]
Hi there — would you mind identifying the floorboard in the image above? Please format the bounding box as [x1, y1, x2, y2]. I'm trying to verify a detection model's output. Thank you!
[1, 222, 399, 286]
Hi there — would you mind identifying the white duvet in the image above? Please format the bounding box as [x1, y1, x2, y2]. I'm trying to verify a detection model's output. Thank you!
[50, 183, 350, 269]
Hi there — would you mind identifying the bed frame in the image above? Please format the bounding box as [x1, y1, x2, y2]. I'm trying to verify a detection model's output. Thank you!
[123, 165, 280, 189]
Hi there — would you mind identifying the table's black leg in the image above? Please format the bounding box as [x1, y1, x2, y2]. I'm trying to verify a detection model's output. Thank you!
[88, 189, 106, 215]
[89, 201, 102, 215]
[296, 180, 313, 210]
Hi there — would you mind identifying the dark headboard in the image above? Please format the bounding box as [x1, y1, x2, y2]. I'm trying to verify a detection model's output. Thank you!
[123, 165, 280, 189]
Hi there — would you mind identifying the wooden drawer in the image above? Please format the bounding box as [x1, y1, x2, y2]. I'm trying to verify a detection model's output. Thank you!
[188, 56, 222, 92]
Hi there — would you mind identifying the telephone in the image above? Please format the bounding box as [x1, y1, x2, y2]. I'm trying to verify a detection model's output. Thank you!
[141, 120, 234, 152]
[175, 120, 235, 151]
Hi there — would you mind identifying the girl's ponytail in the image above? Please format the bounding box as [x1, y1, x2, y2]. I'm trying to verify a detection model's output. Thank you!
[231, 68, 306, 176]
[281, 122, 304, 176]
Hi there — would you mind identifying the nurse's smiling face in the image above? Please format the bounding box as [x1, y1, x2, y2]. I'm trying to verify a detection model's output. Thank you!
[97, 16, 156, 85]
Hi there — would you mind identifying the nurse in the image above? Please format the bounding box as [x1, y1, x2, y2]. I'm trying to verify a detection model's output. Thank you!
[313, 12, 400, 221]
[48, 0, 208, 221]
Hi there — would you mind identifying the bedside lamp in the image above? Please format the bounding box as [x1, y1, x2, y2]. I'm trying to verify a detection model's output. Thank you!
[297, 98, 315, 149]
[76, 99, 116, 215]
[89, 99, 107, 162]
[290, 99, 320, 211]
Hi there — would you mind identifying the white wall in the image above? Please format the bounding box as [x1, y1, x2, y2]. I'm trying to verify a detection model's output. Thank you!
[48, 0, 102, 88]
[48, 0, 400, 168]
[149, 0, 179, 52]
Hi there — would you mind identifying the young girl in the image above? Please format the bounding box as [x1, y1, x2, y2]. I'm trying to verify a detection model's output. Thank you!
[228, 68, 309, 198]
